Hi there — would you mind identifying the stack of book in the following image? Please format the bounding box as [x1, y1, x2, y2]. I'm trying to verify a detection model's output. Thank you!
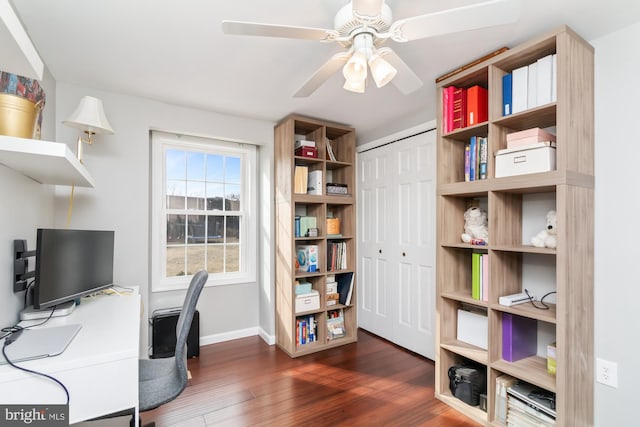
[506, 382, 556, 426]
[471, 252, 488, 302]
[327, 241, 347, 271]
[503, 54, 557, 116]
[443, 85, 488, 133]
[464, 136, 488, 181]
[296, 314, 317, 346]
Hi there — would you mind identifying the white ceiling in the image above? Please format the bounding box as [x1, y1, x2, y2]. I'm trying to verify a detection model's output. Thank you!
[11, 0, 640, 142]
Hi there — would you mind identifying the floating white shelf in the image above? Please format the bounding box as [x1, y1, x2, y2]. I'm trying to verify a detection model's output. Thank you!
[0, 0, 44, 80]
[0, 135, 94, 187]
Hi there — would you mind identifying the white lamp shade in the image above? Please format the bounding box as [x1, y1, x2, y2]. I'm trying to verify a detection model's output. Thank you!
[342, 50, 368, 82]
[63, 96, 114, 134]
[343, 77, 365, 93]
[369, 53, 397, 88]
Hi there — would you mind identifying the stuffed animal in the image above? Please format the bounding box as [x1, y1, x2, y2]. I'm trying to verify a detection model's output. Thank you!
[461, 207, 488, 244]
[531, 210, 557, 248]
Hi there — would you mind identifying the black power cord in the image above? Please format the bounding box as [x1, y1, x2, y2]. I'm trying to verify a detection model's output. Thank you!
[524, 289, 557, 310]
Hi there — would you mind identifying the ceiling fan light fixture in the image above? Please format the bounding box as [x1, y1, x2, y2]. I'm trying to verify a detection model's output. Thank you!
[343, 77, 366, 93]
[342, 50, 368, 82]
[368, 52, 397, 88]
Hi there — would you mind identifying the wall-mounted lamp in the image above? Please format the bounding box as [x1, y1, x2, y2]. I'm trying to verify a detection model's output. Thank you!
[62, 96, 114, 162]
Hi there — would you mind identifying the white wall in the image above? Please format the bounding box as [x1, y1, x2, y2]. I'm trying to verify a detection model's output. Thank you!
[53, 83, 275, 355]
[0, 67, 57, 329]
[592, 21, 640, 426]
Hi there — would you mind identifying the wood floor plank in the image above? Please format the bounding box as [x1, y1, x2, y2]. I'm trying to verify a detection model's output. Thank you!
[141, 329, 480, 427]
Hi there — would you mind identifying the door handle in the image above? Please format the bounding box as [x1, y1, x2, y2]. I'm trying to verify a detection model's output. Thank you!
[379, 249, 382, 254]
[402, 252, 406, 257]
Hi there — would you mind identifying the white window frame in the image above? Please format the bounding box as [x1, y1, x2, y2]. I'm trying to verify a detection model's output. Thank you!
[151, 131, 257, 291]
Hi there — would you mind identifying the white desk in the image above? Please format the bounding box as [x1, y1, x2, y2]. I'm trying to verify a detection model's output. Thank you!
[0, 292, 141, 425]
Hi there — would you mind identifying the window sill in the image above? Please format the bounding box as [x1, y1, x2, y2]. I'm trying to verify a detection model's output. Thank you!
[152, 273, 256, 292]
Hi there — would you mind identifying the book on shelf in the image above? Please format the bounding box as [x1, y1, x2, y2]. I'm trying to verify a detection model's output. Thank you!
[503, 73, 513, 116]
[327, 241, 347, 271]
[512, 65, 528, 114]
[442, 86, 455, 133]
[502, 312, 537, 362]
[536, 54, 554, 106]
[471, 252, 481, 300]
[464, 136, 487, 182]
[294, 165, 308, 194]
[307, 170, 322, 195]
[452, 86, 467, 131]
[469, 136, 478, 181]
[326, 139, 337, 161]
[326, 309, 346, 340]
[527, 61, 538, 109]
[481, 252, 488, 301]
[478, 137, 487, 180]
[464, 144, 470, 182]
[336, 272, 354, 306]
[466, 85, 488, 126]
[471, 253, 488, 301]
[296, 314, 317, 346]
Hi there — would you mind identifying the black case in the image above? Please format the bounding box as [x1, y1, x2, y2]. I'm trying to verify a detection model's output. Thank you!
[151, 309, 199, 358]
[448, 364, 487, 406]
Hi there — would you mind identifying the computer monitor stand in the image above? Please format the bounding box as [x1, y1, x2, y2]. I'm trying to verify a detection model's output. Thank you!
[20, 300, 77, 321]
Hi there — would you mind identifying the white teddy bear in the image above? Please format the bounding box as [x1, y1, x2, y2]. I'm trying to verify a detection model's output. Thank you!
[531, 210, 557, 248]
[461, 207, 489, 244]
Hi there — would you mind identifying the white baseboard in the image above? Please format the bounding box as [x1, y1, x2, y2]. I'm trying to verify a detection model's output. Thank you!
[258, 327, 276, 345]
[199, 327, 275, 347]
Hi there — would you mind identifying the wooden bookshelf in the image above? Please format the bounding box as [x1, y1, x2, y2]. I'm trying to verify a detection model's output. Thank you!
[274, 114, 357, 357]
[435, 26, 594, 426]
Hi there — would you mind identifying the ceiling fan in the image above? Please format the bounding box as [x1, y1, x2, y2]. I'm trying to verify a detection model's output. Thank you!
[222, 0, 520, 96]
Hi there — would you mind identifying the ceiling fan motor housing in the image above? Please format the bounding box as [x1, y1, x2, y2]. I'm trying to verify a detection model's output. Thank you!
[334, 2, 393, 48]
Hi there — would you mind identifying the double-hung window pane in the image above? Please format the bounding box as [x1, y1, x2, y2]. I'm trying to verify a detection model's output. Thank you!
[165, 149, 243, 277]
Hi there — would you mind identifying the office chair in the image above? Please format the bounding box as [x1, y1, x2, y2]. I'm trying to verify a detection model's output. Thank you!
[139, 270, 208, 415]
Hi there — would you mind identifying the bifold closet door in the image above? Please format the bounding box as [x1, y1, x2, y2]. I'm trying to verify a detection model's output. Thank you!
[357, 131, 436, 359]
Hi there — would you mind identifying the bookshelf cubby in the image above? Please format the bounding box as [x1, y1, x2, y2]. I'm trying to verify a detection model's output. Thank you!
[435, 26, 594, 425]
[275, 114, 357, 357]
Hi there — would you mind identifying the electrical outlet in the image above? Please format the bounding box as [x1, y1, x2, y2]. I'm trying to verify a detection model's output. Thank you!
[596, 358, 618, 388]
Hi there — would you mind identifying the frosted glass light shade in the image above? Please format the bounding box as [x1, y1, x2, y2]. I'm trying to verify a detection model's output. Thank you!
[63, 96, 114, 134]
[369, 53, 397, 88]
[343, 78, 365, 93]
[342, 50, 368, 82]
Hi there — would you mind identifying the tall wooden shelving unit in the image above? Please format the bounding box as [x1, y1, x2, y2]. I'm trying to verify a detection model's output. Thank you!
[274, 114, 357, 357]
[435, 26, 594, 425]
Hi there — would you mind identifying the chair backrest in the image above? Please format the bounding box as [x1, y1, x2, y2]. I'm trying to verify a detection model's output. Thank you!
[174, 270, 208, 381]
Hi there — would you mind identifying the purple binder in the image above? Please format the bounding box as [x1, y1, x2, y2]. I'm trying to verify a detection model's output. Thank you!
[502, 312, 537, 362]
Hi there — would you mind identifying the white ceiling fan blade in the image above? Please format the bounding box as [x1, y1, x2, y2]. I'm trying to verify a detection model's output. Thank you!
[222, 21, 336, 41]
[378, 48, 423, 94]
[390, 0, 521, 42]
[294, 52, 352, 98]
[352, 0, 384, 18]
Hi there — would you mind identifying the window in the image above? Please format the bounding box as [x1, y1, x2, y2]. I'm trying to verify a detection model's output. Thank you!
[151, 132, 257, 291]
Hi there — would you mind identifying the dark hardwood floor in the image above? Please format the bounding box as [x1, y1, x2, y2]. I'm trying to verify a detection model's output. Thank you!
[141, 329, 480, 427]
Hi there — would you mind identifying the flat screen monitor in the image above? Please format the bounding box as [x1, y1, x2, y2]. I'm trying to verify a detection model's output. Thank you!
[34, 229, 115, 309]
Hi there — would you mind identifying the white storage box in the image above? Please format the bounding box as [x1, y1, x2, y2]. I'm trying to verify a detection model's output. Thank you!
[457, 308, 488, 349]
[495, 143, 556, 178]
[295, 290, 320, 313]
